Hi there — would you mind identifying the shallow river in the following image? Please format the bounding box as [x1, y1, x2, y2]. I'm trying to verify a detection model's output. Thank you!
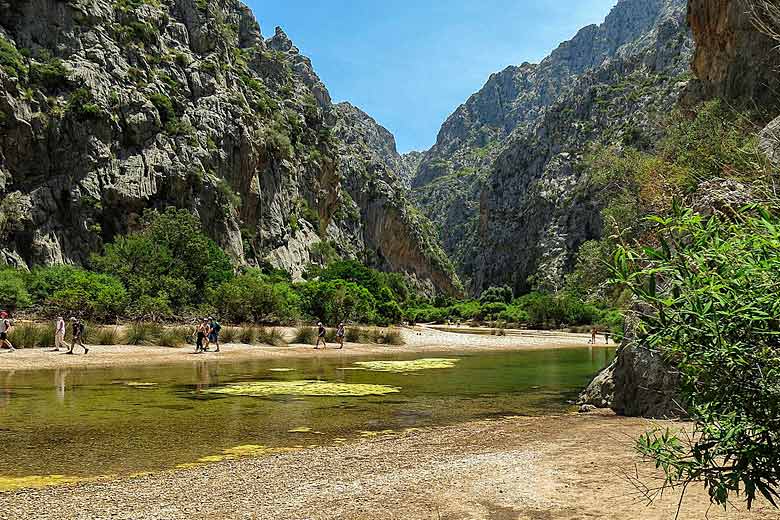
[0, 347, 614, 484]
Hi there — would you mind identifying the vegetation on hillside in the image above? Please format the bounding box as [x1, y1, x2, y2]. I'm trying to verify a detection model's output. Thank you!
[570, 100, 780, 509]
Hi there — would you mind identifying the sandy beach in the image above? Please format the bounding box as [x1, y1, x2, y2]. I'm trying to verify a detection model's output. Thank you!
[0, 411, 776, 520]
[0, 325, 597, 372]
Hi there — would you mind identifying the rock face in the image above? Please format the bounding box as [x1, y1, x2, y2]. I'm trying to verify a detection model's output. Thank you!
[0, 0, 458, 294]
[409, 0, 693, 293]
[686, 0, 780, 113]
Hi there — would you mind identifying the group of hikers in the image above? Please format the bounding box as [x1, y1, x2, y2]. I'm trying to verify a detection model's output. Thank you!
[193, 317, 221, 353]
[0, 313, 88, 354]
[315, 321, 345, 349]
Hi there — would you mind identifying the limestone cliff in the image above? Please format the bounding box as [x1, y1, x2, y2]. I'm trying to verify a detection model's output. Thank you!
[0, 0, 459, 294]
[409, 0, 693, 293]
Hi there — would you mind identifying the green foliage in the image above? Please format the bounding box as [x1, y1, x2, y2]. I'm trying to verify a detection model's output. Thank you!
[0, 269, 32, 310]
[479, 285, 513, 304]
[29, 58, 68, 90]
[297, 280, 376, 324]
[614, 205, 780, 509]
[0, 37, 27, 79]
[8, 323, 54, 349]
[28, 266, 127, 320]
[149, 93, 175, 125]
[91, 207, 233, 314]
[209, 270, 300, 324]
[66, 88, 103, 121]
[125, 322, 163, 345]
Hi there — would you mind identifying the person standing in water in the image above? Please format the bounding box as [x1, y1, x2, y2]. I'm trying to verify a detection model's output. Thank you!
[53, 316, 66, 352]
[0, 311, 14, 351]
[67, 317, 88, 354]
[336, 322, 345, 349]
[315, 321, 327, 349]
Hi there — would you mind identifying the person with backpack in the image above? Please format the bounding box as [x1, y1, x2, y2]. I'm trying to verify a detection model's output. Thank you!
[67, 317, 88, 355]
[208, 317, 221, 353]
[0, 311, 14, 351]
[315, 321, 327, 349]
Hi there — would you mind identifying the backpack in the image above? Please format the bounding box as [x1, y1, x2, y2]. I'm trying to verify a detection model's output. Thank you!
[212, 321, 221, 333]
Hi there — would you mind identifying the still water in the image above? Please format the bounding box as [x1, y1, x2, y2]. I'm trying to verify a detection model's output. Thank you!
[0, 348, 614, 482]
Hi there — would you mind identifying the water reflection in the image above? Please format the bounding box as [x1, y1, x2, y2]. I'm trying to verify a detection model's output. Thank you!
[0, 348, 614, 479]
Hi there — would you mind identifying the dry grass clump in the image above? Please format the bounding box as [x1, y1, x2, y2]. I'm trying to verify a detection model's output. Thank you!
[292, 326, 317, 345]
[125, 323, 163, 346]
[257, 327, 285, 346]
[8, 323, 53, 349]
[95, 326, 124, 345]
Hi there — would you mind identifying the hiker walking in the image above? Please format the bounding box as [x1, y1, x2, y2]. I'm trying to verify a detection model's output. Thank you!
[336, 322, 345, 350]
[590, 328, 597, 345]
[53, 316, 66, 352]
[315, 321, 327, 349]
[208, 317, 221, 353]
[67, 317, 88, 354]
[0, 312, 14, 351]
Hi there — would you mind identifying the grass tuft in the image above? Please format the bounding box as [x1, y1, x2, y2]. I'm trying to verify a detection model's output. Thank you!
[292, 326, 317, 345]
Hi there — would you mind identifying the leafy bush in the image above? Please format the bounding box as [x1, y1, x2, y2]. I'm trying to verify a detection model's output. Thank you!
[297, 280, 376, 324]
[29, 58, 68, 89]
[0, 268, 32, 310]
[0, 37, 27, 78]
[210, 270, 300, 324]
[479, 285, 513, 304]
[614, 206, 780, 510]
[66, 88, 103, 120]
[149, 92, 176, 125]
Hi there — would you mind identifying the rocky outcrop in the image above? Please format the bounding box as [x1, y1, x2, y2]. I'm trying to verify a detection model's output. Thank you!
[332, 102, 462, 296]
[409, 0, 693, 293]
[580, 344, 685, 418]
[0, 0, 459, 294]
[685, 0, 780, 113]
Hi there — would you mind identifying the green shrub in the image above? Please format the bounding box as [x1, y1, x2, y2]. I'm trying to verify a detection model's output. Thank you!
[125, 323, 162, 345]
[29, 58, 68, 89]
[66, 88, 102, 121]
[292, 326, 316, 345]
[297, 280, 376, 325]
[149, 92, 175, 124]
[159, 326, 188, 347]
[8, 323, 43, 349]
[95, 326, 123, 345]
[615, 206, 780, 509]
[0, 268, 32, 311]
[209, 270, 301, 324]
[0, 37, 27, 78]
[257, 327, 284, 346]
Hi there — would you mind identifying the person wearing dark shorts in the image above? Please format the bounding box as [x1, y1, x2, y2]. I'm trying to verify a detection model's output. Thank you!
[194, 320, 207, 353]
[208, 317, 221, 353]
[67, 317, 88, 354]
[315, 322, 327, 349]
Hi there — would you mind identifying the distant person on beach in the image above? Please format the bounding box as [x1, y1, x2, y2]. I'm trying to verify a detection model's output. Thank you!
[590, 328, 597, 344]
[53, 316, 66, 352]
[67, 317, 88, 354]
[0, 311, 14, 351]
[315, 321, 327, 349]
[208, 317, 221, 353]
[336, 322, 345, 349]
[604, 332, 611, 344]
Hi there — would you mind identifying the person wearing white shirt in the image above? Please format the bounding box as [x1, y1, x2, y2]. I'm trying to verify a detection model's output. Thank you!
[53, 316, 66, 352]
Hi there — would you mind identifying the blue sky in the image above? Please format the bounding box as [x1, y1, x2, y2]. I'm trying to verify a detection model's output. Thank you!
[246, 1, 618, 153]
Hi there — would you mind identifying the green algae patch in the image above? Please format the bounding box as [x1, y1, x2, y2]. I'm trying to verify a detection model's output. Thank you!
[178, 444, 299, 469]
[268, 368, 295, 372]
[288, 427, 312, 433]
[0, 474, 87, 491]
[359, 429, 396, 438]
[125, 382, 158, 388]
[204, 380, 401, 398]
[351, 358, 459, 373]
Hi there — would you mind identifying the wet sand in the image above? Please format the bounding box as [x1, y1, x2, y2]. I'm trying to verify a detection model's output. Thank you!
[0, 326, 598, 372]
[0, 411, 776, 520]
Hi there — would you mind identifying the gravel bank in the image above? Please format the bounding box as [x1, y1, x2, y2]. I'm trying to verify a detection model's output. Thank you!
[0, 413, 777, 520]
